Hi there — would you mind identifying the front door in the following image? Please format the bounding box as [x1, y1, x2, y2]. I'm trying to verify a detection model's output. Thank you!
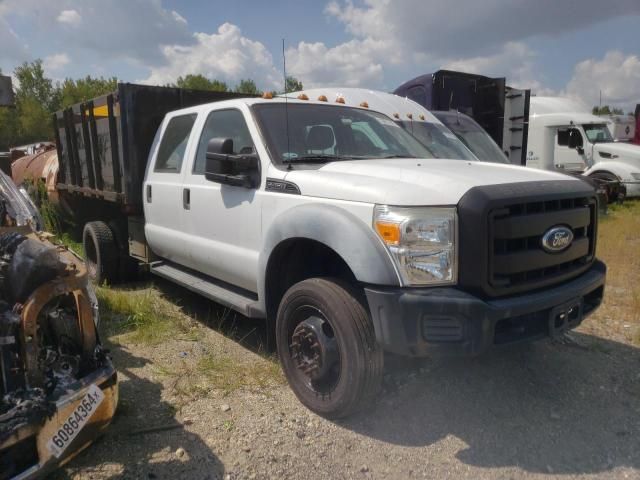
[180, 107, 262, 293]
[554, 127, 587, 172]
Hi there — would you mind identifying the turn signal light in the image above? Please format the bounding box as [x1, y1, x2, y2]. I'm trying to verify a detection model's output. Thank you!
[374, 221, 400, 245]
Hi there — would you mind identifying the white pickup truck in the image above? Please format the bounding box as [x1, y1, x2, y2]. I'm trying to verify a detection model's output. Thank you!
[54, 84, 606, 418]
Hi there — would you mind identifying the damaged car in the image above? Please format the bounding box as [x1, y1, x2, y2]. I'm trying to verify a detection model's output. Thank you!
[0, 170, 117, 479]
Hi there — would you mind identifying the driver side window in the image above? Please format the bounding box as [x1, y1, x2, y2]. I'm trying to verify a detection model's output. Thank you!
[193, 109, 255, 174]
[557, 128, 583, 148]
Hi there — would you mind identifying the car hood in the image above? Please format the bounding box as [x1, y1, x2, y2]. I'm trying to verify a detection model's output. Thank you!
[594, 142, 640, 166]
[283, 158, 577, 205]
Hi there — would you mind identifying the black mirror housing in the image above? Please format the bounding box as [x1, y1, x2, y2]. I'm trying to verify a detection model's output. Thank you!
[205, 137, 260, 188]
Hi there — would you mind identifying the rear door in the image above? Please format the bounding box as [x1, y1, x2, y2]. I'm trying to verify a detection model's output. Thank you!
[143, 112, 198, 266]
[179, 106, 262, 293]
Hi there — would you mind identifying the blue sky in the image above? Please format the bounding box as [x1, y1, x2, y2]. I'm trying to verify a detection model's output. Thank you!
[1, 0, 639, 110]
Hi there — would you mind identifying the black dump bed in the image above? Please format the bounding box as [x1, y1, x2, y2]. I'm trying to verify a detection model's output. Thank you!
[54, 83, 248, 207]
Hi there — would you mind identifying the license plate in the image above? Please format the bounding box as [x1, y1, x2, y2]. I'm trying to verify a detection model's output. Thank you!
[46, 384, 105, 458]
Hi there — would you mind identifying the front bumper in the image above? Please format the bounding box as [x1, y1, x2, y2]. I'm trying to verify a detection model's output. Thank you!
[365, 260, 606, 357]
[2, 362, 118, 480]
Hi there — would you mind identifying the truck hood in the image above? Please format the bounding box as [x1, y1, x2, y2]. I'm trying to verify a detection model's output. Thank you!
[593, 142, 640, 167]
[284, 158, 577, 205]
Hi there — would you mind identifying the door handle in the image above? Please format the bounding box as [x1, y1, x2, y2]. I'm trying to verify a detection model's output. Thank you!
[146, 185, 152, 203]
[183, 188, 190, 210]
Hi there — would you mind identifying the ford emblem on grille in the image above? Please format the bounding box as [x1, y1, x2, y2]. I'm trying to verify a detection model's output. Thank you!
[541, 226, 574, 253]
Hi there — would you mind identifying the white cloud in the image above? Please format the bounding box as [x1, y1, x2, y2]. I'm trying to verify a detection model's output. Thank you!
[143, 23, 281, 90]
[57, 9, 81, 26]
[565, 51, 640, 111]
[442, 42, 555, 96]
[43, 53, 70, 73]
[326, 0, 640, 58]
[285, 37, 390, 88]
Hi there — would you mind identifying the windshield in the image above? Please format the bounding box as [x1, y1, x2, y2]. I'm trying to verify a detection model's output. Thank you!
[434, 113, 509, 163]
[399, 121, 477, 160]
[252, 103, 435, 164]
[582, 124, 613, 143]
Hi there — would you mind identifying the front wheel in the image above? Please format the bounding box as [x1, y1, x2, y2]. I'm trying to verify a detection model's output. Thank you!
[276, 278, 383, 418]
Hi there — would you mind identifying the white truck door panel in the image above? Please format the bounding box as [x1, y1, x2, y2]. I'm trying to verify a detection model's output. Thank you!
[180, 108, 261, 292]
[144, 112, 198, 265]
[553, 127, 587, 172]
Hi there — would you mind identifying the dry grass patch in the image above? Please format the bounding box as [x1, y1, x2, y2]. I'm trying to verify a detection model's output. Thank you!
[584, 200, 640, 345]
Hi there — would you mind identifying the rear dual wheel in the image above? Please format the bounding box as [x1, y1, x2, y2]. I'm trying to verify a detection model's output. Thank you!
[276, 278, 383, 418]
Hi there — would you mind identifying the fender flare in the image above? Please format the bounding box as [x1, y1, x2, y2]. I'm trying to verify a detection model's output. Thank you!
[257, 203, 400, 312]
[585, 161, 635, 180]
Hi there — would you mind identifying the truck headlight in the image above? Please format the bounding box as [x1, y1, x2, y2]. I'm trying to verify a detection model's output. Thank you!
[373, 205, 457, 286]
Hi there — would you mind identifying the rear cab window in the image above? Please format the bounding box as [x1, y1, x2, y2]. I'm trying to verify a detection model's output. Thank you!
[154, 113, 198, 173]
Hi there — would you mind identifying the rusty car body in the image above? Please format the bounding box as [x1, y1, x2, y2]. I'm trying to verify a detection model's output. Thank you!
[0, 169, 117, 479]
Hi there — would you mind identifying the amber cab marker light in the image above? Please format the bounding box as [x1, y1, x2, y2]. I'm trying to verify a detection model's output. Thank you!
[360, 101, 369, 108]
[297, 93, 309, 100]
[393, 113, 400, 119]
[262, 91, 273, 99]
[375, 221, 400, 245]
[419, 114, 425, 120]
[318, 95, 328, 102]
[335, 96, 345, 104]
[407, 113, 413, 119]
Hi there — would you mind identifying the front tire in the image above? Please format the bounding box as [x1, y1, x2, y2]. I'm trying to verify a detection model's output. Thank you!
[276, 278, 383, 418]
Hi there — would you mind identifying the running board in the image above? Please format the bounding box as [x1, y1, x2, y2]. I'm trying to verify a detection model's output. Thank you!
[150, 261, 263, 318]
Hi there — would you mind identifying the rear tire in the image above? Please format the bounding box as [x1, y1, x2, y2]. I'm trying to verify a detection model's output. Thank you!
[276, 277, 383, 418]
[83, 221, 119, 285]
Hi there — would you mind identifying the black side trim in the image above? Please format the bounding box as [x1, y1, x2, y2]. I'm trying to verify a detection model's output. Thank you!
[265, 178, 301, 194]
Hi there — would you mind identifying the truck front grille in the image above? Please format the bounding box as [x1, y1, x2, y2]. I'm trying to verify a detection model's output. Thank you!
[457, 180, 599, 298]
[489, 196, 596, 294]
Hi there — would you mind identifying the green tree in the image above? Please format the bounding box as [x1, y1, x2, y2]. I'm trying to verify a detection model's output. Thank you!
[592, 105, 624, 115]
[175, 74, 228, 92]
[12, 60, 57, 143]
[58, 76, 118, 108]
[234, 79, 259, 95]
[284, 76, 303, 93]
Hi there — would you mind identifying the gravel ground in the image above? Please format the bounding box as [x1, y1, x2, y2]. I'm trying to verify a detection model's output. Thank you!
[53, 278, 640, 480]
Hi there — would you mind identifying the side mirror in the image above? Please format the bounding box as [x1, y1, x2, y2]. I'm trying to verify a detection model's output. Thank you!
[205, 138, 260, 188]
[567, 130, 581, 150]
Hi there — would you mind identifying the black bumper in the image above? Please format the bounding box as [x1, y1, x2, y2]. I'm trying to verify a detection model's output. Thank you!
[365, 260, 606, 357]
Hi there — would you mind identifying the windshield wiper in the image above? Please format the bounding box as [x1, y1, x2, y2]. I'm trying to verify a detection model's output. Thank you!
[379, 154, 417, 159]
[282, 154, 355, 164]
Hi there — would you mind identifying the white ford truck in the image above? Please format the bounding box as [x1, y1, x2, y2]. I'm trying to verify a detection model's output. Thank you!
[54, 84, 606, 418]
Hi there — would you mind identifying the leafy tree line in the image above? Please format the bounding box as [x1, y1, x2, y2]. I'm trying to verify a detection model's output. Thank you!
[592, 105, 630, 116]
[0, 60, 304, 150]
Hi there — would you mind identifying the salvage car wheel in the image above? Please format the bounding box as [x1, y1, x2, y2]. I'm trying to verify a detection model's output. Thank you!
[276, 277, 383, 418]
[83, 221, 119, 284]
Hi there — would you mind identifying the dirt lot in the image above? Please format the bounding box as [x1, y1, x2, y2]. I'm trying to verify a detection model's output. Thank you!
[56, 202, 640, 480]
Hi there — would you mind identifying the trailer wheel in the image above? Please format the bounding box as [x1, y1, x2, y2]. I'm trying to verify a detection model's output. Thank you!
[276, 277, 383, 418]
[83, 221, 119, 285]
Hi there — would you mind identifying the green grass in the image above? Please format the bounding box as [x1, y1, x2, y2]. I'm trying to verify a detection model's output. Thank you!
[96, 286, 196, 345]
